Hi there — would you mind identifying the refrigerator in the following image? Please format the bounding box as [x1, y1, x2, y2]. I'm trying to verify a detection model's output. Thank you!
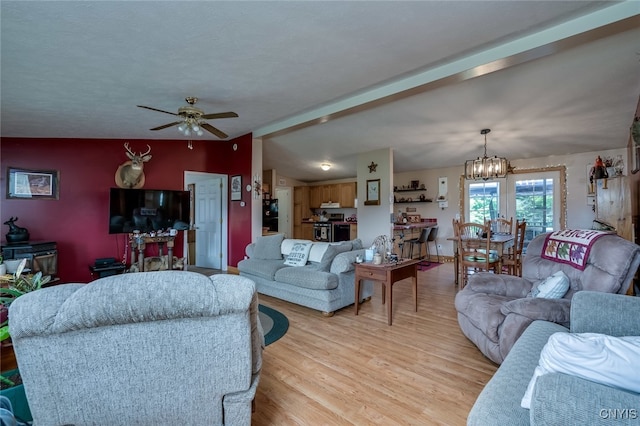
[263, 199, 279, 232]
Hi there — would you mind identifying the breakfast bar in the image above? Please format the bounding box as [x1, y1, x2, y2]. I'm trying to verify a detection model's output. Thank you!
[392, 220, 438, 259]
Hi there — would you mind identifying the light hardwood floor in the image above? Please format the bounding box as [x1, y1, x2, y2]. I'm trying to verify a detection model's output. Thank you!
[250, 262, 498, 425]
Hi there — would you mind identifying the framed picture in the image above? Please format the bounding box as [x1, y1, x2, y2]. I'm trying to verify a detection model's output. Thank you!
[231, 175, 242, 201]
[365, 179, 380, 205]
[7, 167, 59, 200]
[407, 214, 421, 223]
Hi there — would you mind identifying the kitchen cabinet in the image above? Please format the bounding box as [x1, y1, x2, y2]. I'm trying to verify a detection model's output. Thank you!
[309, 186, 323, 209]
[293, 186, 310, 238]
[595, 176, 632, 241]
[301, 223, 314, 240]
[340, 182, 356, 207]
[309, 182, 357, 208]
[321, 185, 340, 205]
[350, 223, 358, 240]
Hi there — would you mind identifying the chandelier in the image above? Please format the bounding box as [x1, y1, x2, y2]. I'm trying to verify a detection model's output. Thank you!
[464, 129, 508, 180]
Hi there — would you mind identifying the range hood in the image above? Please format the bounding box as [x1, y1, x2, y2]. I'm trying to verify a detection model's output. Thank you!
[320, 202, 341, 209]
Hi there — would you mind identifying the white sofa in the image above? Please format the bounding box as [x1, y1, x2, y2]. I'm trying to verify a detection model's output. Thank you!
[238, 233, 374, 315]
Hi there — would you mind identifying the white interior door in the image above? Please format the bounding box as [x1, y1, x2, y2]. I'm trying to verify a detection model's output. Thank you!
[195, 178, 222, 269]
[275, 187, 292, 238]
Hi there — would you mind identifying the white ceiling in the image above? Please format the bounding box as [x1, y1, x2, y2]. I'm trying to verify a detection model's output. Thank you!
[2, 1, 639, 182]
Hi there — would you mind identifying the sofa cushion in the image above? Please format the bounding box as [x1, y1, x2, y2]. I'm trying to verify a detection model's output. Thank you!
[284, 242, 312, 267]
[237, 258, 287, 280]
[330, 249, 366, 274]
[310, 242, 353, 272]
[253, 233, 285, 260]
[274, 266, 339, 290]
[529, 271, 570, 299]
[521, 332, 640, 409]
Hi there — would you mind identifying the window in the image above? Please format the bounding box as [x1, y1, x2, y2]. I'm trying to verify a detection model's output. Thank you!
[461, 166, 566, 252]
[467, 181, 499, 223]
[512, 175, 556, 248]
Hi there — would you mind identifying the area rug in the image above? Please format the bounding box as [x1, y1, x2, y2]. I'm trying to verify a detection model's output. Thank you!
[417, 261, 442, 272]
[258, 304, 289, 345]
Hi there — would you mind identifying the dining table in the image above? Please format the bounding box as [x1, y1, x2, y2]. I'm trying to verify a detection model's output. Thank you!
[447, 234, 515, 286]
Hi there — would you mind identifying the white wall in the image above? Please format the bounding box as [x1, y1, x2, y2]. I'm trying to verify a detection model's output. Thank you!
[357, 148, 394, 247]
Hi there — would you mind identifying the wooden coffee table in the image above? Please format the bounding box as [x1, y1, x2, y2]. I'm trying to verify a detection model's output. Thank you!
[354, 258, 421, 325]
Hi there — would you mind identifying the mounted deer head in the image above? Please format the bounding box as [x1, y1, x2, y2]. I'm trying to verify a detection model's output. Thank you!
[115, 143, 152, 189]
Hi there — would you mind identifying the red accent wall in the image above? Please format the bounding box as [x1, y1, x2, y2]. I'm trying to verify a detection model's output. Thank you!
[0, 135, 253, 283]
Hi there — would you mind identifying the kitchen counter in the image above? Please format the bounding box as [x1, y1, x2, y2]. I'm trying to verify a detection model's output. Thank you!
[301, 220, 357, 225]
[393, 221, 436, 230]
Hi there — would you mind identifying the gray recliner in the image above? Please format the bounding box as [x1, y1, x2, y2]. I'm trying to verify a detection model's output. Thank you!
[454, 232, 640, 364]
[9, 271, 264, 425]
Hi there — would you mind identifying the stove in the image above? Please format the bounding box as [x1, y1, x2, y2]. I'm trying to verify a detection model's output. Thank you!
[313, 213, 347, 242]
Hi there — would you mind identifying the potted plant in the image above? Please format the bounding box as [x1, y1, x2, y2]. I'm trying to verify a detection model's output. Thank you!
[0, 254, 5, 276]
[1, 258, 50, 422]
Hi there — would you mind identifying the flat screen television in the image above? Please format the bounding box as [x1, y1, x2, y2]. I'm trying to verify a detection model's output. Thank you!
[109, 188, 191, 234]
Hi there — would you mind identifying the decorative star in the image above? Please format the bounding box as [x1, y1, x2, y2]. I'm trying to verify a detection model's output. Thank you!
[368, 161, 378, 173]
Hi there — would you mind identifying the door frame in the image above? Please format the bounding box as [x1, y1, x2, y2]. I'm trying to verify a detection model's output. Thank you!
[184, 171, 229, 271]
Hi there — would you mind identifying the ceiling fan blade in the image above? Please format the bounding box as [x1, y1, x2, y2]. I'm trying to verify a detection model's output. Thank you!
[150, 121, 182, 131]
[137, 105, 178, 116]
[200, 111, 238, 120]
[202, 123, 228, 139]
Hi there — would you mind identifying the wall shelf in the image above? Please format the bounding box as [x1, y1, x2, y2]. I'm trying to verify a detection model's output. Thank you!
[394, 188, 426, 193]
[394, 200, 432, 204]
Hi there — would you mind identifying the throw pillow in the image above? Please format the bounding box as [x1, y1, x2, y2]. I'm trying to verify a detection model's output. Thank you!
[521, 332, 640, 409]
[281, 239, 313, 256]
[283, 242, 312, 267]
[529, 271, 570, 299]
[253, 233, 285, 260]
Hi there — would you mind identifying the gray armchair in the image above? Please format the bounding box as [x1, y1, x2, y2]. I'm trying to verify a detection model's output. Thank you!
[9, 271, 263, 425]
[455, 232, 640, 364]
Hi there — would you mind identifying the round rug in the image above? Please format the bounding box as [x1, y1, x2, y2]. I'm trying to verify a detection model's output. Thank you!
[258, 304, 289, 345]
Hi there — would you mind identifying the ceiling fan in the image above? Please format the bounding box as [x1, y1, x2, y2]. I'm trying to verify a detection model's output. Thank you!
[137, 97, 238, 139]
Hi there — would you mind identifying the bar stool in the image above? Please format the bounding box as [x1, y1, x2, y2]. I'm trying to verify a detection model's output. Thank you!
[406, 227, 430, 261]
[425, 226, 440, 263]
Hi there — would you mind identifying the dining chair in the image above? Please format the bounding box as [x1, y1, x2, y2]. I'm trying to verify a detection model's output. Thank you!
[455, 221, 500, 287]
[485, 217, 513, 257]
[490, 217, 514, 234]
[502, 219, 526, 276]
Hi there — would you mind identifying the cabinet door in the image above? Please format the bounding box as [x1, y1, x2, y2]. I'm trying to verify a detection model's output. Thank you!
[309, 186, 322, 208]
[329, 184, 340, 203]
[596, 176, 632, 240]
[302, 223, 314, 240]
[340, 183, 356, 207]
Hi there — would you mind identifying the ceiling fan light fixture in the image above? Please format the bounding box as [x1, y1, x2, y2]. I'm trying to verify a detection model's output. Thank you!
[139, 97, 237, 139]
[320, 163, 331, 171]
[464, 128, 509, 180]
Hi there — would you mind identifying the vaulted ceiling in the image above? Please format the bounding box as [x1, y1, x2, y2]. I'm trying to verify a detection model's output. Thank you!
[2, 1, 639, 182]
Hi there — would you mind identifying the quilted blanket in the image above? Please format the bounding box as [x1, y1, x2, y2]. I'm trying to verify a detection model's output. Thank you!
[541, 229, 613, 270]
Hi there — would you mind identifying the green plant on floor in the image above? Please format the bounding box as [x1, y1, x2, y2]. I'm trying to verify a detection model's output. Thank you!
[1, 258, 50, 387]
